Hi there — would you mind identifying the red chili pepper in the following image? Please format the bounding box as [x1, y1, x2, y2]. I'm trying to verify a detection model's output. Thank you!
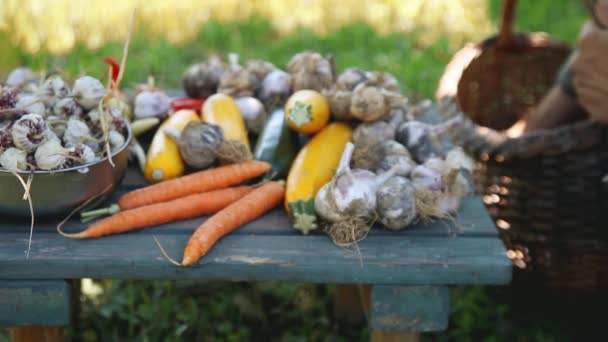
[171, 97, 206, 113]
[103, 57, 120, 83]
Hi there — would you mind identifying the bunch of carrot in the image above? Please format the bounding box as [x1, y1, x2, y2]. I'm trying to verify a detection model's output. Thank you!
[58, 160, 285, 266]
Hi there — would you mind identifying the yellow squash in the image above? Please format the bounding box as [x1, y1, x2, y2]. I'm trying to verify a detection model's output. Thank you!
[285, 122, 353, 234]
[285, 89, 330, 134]
[144, 109, 199, 183]
[201, 93, 250, 149]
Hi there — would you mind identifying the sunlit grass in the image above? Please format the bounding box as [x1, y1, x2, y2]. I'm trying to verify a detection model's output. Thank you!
[0, 0, 493, 54]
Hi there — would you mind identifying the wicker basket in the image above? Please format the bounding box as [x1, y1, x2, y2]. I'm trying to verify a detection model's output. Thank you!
[437, 0, 608, 292]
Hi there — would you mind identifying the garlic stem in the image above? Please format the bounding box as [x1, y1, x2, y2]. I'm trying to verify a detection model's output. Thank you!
[337, 142, 355, 174]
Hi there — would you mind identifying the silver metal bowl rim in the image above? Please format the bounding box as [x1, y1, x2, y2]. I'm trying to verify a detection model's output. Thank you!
[0, 123, 132, 175]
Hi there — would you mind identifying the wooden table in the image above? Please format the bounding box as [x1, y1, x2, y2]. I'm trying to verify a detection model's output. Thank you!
[0, 166, 511, 341]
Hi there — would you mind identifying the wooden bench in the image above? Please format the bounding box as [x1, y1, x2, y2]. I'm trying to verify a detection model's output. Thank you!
[0, 166, 511, 341]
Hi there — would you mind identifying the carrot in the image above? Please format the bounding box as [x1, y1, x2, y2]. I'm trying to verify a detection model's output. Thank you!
[181, 181, 285, 266]
[118, 160, 270, 210]
[60, 186, 253, 239]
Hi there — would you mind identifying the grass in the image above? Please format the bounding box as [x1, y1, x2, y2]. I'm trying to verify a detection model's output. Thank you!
[0, 1, 593, 341]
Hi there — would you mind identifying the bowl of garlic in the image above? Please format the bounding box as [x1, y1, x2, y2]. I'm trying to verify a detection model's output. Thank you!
[0, 70, 132, 217]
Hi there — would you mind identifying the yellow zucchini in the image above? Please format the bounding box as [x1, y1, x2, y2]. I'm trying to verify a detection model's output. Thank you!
[201, 93, 250, 150]
[285, 122, 353, 234]
[144, 109, 199, 183]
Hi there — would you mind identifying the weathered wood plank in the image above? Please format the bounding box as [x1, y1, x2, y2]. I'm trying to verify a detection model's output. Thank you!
[0, 234, 511, 284]
[0, 280, 70, 327]
[370, 285, 449, 332]
[1, 195, 497, 238]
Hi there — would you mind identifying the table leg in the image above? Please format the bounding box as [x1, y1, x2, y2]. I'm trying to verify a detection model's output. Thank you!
[333, 284, 370, 325]
[8, 326, 63, 342]
[370, 331, 419, 342]
[0, 280, 71, 342]
[369, 285, 450, 341]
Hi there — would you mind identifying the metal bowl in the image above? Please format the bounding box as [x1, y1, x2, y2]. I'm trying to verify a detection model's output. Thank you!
[0, 125, 132, 218]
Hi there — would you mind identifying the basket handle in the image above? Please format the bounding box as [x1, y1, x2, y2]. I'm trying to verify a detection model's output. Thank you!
[498, 0, 517, 48]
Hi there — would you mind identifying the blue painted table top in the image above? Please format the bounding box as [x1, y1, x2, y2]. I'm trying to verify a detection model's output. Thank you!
[0, 166, 512, 285]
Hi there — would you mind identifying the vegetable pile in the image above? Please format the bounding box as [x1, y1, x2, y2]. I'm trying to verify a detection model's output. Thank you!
[0, 70, 130, 172]
[2, 49, 477, 266]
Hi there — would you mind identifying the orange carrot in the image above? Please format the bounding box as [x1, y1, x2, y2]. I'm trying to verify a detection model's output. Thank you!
[181, 181, 285, 266]
[119, 160, 271, 210]
[60, 186, 253, 239]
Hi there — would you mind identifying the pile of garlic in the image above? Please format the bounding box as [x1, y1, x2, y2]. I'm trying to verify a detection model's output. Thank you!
[0, 67, 128, 172]
[316, 115, 474, 237]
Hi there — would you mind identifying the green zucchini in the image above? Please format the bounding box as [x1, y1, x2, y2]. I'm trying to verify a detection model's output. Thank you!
[254, 108, 300, 179]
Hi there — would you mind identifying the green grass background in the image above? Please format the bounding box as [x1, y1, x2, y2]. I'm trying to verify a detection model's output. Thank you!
[0, 1, 592, 341]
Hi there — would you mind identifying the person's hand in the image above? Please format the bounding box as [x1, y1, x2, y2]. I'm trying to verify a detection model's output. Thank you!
[572, 5, 608, 123]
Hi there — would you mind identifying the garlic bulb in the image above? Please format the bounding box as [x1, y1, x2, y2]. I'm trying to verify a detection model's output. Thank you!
[181, 56, 228, 99]
[315, 142, 396, 222]
[287, 51, 334, 92]
[378, 140, 410, 158]
[63, 118, 92, 147]
[35, 139, 67, 170]
[445, 147, 474, 173]
[6, 67, 36, 89]
[350, 84, 389, 122]
[86, 108, 101, 126]
[323, 87, 353, 121]
[376, 154, 416, 177]
[53, 98, 83, 118]
[134, 90, 171, 119]
[0, 86, 18, 109]
[69, 144, 97, 164]
[15, 94, 46, 116]
[395, 121, 442, 163]
[0, 147, 28, 171]
[258, 69, 292, 109]
[336, 67, 367, 90]
[376, 176, 417, 230]
[245, 60, 276, 83]
[353, 121, 395, 147]
[108, 130, 126, 151]
[411, 165, 444, 192]
[12, 113, 49, 152]
[423, 157, 446, 174]
[46, 115, 67, 139]
[364, 71, 401, 93]
[73, 76, 106, 110]
[40, 75, 71, 98]
[234, 97, 266, 134]
[0, 126, 13, 150]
